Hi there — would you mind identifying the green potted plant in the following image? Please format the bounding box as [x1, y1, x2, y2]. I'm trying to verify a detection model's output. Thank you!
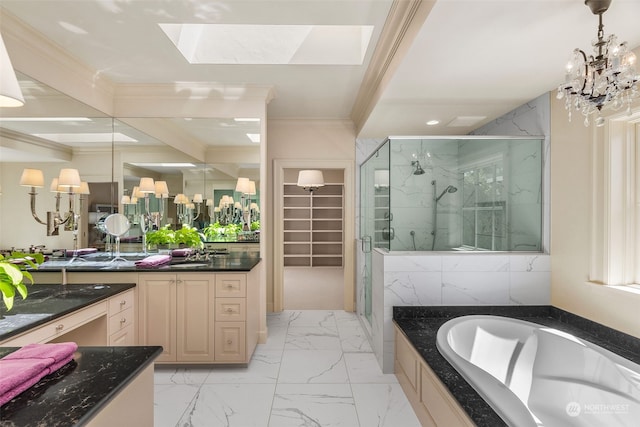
[145, 225, 176, 251]
[174, 224, 204, 249]
[0, 252, 44, 311]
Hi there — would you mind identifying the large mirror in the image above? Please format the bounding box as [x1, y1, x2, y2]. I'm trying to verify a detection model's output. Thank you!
[0, 73, 261, 254]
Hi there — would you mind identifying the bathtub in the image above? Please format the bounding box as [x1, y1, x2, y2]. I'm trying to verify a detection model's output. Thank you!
[436, 315, 640, 427]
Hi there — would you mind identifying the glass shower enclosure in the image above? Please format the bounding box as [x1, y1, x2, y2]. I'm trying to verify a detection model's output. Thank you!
[359, 136, 544, 324]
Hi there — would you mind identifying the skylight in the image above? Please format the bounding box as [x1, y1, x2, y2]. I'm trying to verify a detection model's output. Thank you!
[159, 24, 374, 65]
[33, 133, 137, 143]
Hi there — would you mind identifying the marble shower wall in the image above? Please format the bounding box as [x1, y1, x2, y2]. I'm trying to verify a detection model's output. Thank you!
[355, 93, 552, 373]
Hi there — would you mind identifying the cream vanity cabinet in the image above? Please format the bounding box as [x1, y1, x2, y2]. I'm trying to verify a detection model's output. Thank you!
[394, 325, 475, 427]
[138, 270, 258, 364]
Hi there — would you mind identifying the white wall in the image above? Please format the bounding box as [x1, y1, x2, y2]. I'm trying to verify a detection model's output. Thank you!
[266, 119, 356, 312]
[550, 91, 640, 339]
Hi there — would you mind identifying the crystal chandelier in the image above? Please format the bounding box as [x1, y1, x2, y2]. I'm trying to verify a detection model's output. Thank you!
[557, 0, 638, 127]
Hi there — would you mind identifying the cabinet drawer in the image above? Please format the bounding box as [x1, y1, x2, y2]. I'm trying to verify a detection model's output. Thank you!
[109, 307, 134, 335]
[109, 324, 135, 346]
[1, 301, 108, 346]
[215, 274, 246, 297]
[215, 298, 246, 322]
[214, 322, 246, 362]
[109, 289, 135, 314]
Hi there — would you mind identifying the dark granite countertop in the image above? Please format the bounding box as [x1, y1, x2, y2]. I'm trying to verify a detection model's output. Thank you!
[0, 283, 135, 343]
[34, 252, 261, 272]
[393, 305, 640, 427]
[0, 345, 162, 426]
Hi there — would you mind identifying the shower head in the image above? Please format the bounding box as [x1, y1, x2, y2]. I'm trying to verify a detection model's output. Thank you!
[435, 185, 458, 202]
[411, 161, 425, 175]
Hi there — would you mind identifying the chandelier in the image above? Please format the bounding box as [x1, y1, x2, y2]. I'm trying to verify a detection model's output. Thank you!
[557, 0, 638, 127]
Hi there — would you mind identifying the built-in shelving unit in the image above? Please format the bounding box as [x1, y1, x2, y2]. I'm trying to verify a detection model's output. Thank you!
[283, 183, 344, 267]
[374, 186, 391, 249]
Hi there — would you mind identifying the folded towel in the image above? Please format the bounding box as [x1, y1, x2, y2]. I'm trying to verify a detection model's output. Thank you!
[0, 342, 77, 406]
[135, 254, 171, 268]
[70, 247, 98, 257]
[171, 248, 193, 257]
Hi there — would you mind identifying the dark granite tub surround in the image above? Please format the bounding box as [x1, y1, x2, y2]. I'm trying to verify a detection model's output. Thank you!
[393, 305, 640, 427]
[35, 251, 261, 272]
[0, 283, 135, 343]
[0, 346, 162, 426]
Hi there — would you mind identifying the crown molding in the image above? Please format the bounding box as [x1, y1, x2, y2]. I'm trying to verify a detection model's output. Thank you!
[350, 0, 436, 136]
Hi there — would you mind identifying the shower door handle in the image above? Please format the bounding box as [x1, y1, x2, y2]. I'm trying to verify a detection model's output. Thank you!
[361, 236, 372, 253]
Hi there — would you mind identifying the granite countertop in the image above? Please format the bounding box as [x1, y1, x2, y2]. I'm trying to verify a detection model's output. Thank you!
[0, 283, 135, 343]
[393, 305, 640, 427]
[34, 252, 261, 272]
[0, 345, 162, 426]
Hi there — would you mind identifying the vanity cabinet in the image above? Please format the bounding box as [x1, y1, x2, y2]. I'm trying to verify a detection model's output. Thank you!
[138, 271, 258, 364]
[394, 324, 474, 427]
[108, 289, 136, 345]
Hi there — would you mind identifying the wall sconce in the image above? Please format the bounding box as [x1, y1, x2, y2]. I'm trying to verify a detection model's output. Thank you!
[217, 195, 234, 225]
[174, 193, 190, 225]
[20, 168, 83, 236]
[0, 34, 24, 107]
[191, 193, 203, 221]
[154, 180, 170, 224]
[297, 170, 325, 192]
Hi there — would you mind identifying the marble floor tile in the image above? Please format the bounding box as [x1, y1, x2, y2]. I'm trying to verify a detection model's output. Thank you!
[153, 310, 420, 427]
[344, 353, 398, 384]
[285, 325, 342, 351]
[351, 383, 422, 427]
[278, 350, 349, 384]
[203, 349, 281, 384]
[269, 384, 359, 427]
[176, 384, 275, 427]
[154, 367, 211, 385]
[153, 384, 200, 427]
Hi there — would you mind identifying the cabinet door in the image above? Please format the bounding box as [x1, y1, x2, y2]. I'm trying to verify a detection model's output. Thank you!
[109, 324, 135, 346]
[177, 273, 215, 362]
[214, 322, 246, 362]
[138, 273, 177, 362]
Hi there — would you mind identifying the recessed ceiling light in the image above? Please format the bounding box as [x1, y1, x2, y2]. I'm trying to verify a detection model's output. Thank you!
[159, 24, 374, 65]
[426, 120, 439, 126]
[234, 118, 260, 122]
[131, 163, 196, 168]
[0, 117, 91, 121]
[246, 133, 260, 143]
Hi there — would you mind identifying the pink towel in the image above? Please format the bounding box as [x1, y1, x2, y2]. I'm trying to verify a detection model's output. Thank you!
[0, 342, 77, 406]
[70, 247, 98, 256]
[171, 248, 193, 257]
[135, 254, 171, 268]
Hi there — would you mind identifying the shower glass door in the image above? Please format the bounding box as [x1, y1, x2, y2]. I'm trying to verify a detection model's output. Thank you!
[360, 142, 390, 325]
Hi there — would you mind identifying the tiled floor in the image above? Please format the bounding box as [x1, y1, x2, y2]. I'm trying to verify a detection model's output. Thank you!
[154, 310, 421, 427]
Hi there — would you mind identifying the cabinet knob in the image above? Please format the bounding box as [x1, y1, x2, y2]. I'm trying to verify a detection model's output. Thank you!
[120, 318, 127, 324]
[226, 339, 233, 345]
[55, 324, 64, 331]
[120, 300, 126, 306]
[226, 308, 234, 313]
[226, 284, 233, 289]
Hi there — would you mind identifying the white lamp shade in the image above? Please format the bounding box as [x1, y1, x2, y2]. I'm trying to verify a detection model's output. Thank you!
[138, 177, 155, 193]
[297, 170, 325, 188]
[174, 193, 189, 204]
[248, 180, 257, 195]
[250, 202, 259, 210]
[49, 178, 62, 193]
[19, 168, 44, 187]
[74, 181, 90, 195]
[121, 195, 131, 204]
[234, 202, 242, 209]
[206, 199, 213, 206]
[214, 207, 221, 213]
[58, 168, 81, 188]
[130, 196, 138, 204]
[0, 35, 25, 107]
[193, 193, 203, 203]
[235, 177, 250, 193]
[154, 180, 169, 196]
[187, 203, 195, 209]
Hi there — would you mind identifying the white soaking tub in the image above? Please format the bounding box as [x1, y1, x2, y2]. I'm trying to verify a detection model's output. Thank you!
[436, 315, 640, 427]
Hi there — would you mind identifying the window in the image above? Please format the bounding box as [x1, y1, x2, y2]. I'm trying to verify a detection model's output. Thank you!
[461, 157, 506, 251]
[590, 111, 640, 286]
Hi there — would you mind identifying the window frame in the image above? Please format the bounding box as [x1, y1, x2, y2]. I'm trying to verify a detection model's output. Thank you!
[590, 111, 640, 286]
